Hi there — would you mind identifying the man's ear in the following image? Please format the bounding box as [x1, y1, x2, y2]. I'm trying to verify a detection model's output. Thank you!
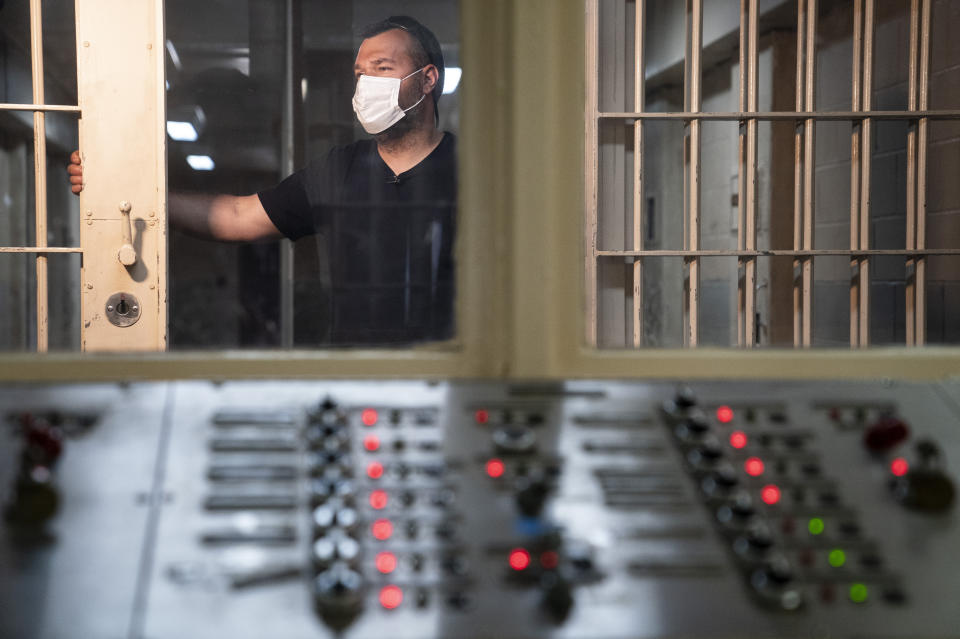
[422, 64, 439, 95]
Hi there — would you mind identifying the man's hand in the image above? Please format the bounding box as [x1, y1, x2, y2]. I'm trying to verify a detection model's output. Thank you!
[67, 150, 83, 194]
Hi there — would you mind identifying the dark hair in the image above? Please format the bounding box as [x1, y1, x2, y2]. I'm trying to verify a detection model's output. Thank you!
[359, 16, 445, 123]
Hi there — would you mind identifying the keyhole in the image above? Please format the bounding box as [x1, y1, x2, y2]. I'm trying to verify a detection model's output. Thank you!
[117, 298, 129, 315]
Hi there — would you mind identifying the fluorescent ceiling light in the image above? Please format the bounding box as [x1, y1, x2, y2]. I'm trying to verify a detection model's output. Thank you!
[167, 121, 198, 142]
[186, 155, 215, 171]
[443, 67, 461, 95]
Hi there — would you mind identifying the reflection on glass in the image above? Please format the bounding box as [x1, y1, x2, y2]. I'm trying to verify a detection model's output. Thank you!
[165, 0, 459, 349]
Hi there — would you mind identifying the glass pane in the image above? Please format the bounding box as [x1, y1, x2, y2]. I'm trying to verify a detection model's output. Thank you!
[165, 0, 459, 349]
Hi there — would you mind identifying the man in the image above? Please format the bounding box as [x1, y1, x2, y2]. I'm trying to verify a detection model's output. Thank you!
[68, 16, 456, 345]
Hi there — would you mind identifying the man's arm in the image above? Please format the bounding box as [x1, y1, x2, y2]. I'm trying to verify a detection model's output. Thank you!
[68, 151, 284, 242]
[169, 192, 283, 241]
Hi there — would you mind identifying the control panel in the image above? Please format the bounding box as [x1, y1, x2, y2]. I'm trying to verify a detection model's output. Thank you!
[2, 379, 959, 638]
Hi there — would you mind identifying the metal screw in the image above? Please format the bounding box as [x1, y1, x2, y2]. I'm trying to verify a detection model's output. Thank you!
[85, 210, 92, 217]
[86, 283, 93, 290]
[119, 201, 132, 213]
[132, 305, 139, 313]
[106, 305, 114, 312]
[86, 220, 93, 225]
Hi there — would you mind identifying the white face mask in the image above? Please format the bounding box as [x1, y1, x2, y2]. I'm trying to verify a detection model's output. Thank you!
[352, 67, 426, 134]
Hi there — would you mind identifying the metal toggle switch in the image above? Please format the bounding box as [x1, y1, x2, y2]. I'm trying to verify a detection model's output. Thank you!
[117, 201, 137, 266]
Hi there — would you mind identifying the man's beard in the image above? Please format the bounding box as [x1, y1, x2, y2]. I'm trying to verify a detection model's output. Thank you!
[374, 93, 428, 146]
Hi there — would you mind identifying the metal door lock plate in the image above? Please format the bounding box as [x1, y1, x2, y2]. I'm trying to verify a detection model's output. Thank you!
[105, 292, 141, 327]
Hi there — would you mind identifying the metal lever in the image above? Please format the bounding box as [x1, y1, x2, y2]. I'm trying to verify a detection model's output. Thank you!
[117, 200, 136, 266]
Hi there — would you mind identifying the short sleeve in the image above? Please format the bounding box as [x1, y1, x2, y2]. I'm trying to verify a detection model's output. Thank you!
[257, 169, 313, 241]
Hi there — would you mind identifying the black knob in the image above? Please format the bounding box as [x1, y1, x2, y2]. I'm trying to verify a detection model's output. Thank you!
[313, 563, 364, 630]
[892, 469, 955, 512]
[863, 415, 910, 453]
[891, 440, 956, 512]
[515, 474, 550, 517]
[540, 573, 574, 622]
[493, 426, 537, 454]
[674, 387, 697, 409]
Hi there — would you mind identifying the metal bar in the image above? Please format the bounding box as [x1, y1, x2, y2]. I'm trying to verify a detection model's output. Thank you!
[585, 0, 600, 347]
[737, 0, 747, 346]
[802, 0, 817, 347]
[632, 0, 645, 348]
[858, 0, 875, 347]
[0, 247, 84, 254]
[598, 249, 960, 257]
[30, 0, 48, 353]
[905, 0, 920, 345]
[916, 0, 931, 345]
[744, 0, 759, 347]
[684, 0, 703, 347]
[596, 110, 960, 120]
[0, 103, 81, 113]
[793, 0, 807, 347]
[849, 0, 863, 347]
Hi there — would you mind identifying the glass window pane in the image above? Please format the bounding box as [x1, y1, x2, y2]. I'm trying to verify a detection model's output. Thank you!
[165, 0, 460, 349]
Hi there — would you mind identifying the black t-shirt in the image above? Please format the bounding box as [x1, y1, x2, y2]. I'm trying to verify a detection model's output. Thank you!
[257, 132, 456, 345]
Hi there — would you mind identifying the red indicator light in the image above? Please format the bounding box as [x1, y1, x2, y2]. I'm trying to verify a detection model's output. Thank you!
[475, 409, 490, 424]
[745, 457, 765, 476]
[363, 435, 380, 452]
[540, 550, 559, 570]
[717, 405, 734, 423]
[379, 585, 403, 610]
[485, 458, 505, 478]
[370, 490, 389, 510]
[761, 484, 781, 505]
[729, 430, 748, 449]
[890, 457, 909, 477]
[361, 408, 378, 426]
[367, 461, 384, 479]
[376, 551, 397, 574]
[509, 548, 531, 571]
[372, 518, 393, 540]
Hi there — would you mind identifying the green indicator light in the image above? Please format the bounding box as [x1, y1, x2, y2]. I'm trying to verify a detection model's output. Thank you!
[849, 583, 868, 603]
[828, 549, 846, 568]
[808, 517, 825, 535]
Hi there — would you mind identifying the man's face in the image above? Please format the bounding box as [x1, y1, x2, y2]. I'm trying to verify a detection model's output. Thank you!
[354, 29, 434, 111]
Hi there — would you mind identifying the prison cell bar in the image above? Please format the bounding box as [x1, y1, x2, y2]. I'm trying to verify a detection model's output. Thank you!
[596, 110, 960, 120]
[740, 0, 760, 347]
[584, 0, 599, 347]
[598, 249, 960, 257]
[916, 0, 932, 345]
[858, 0, 876, 347]
[632, 1, 646, 347]
[905, 0, 921, 345]
[793, 0, 806, 347]
[850, 0, 863, 346]
[0, 103, 81, 113]
[801, 0, 817, 347]
[683, 0, 703, 347]
[30, 0, 49, 351]
[737, 0, 747, 347]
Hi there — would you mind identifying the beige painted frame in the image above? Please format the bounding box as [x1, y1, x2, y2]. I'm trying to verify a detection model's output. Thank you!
[3, 0, 960, 381]
[75, 0, 168, 351]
